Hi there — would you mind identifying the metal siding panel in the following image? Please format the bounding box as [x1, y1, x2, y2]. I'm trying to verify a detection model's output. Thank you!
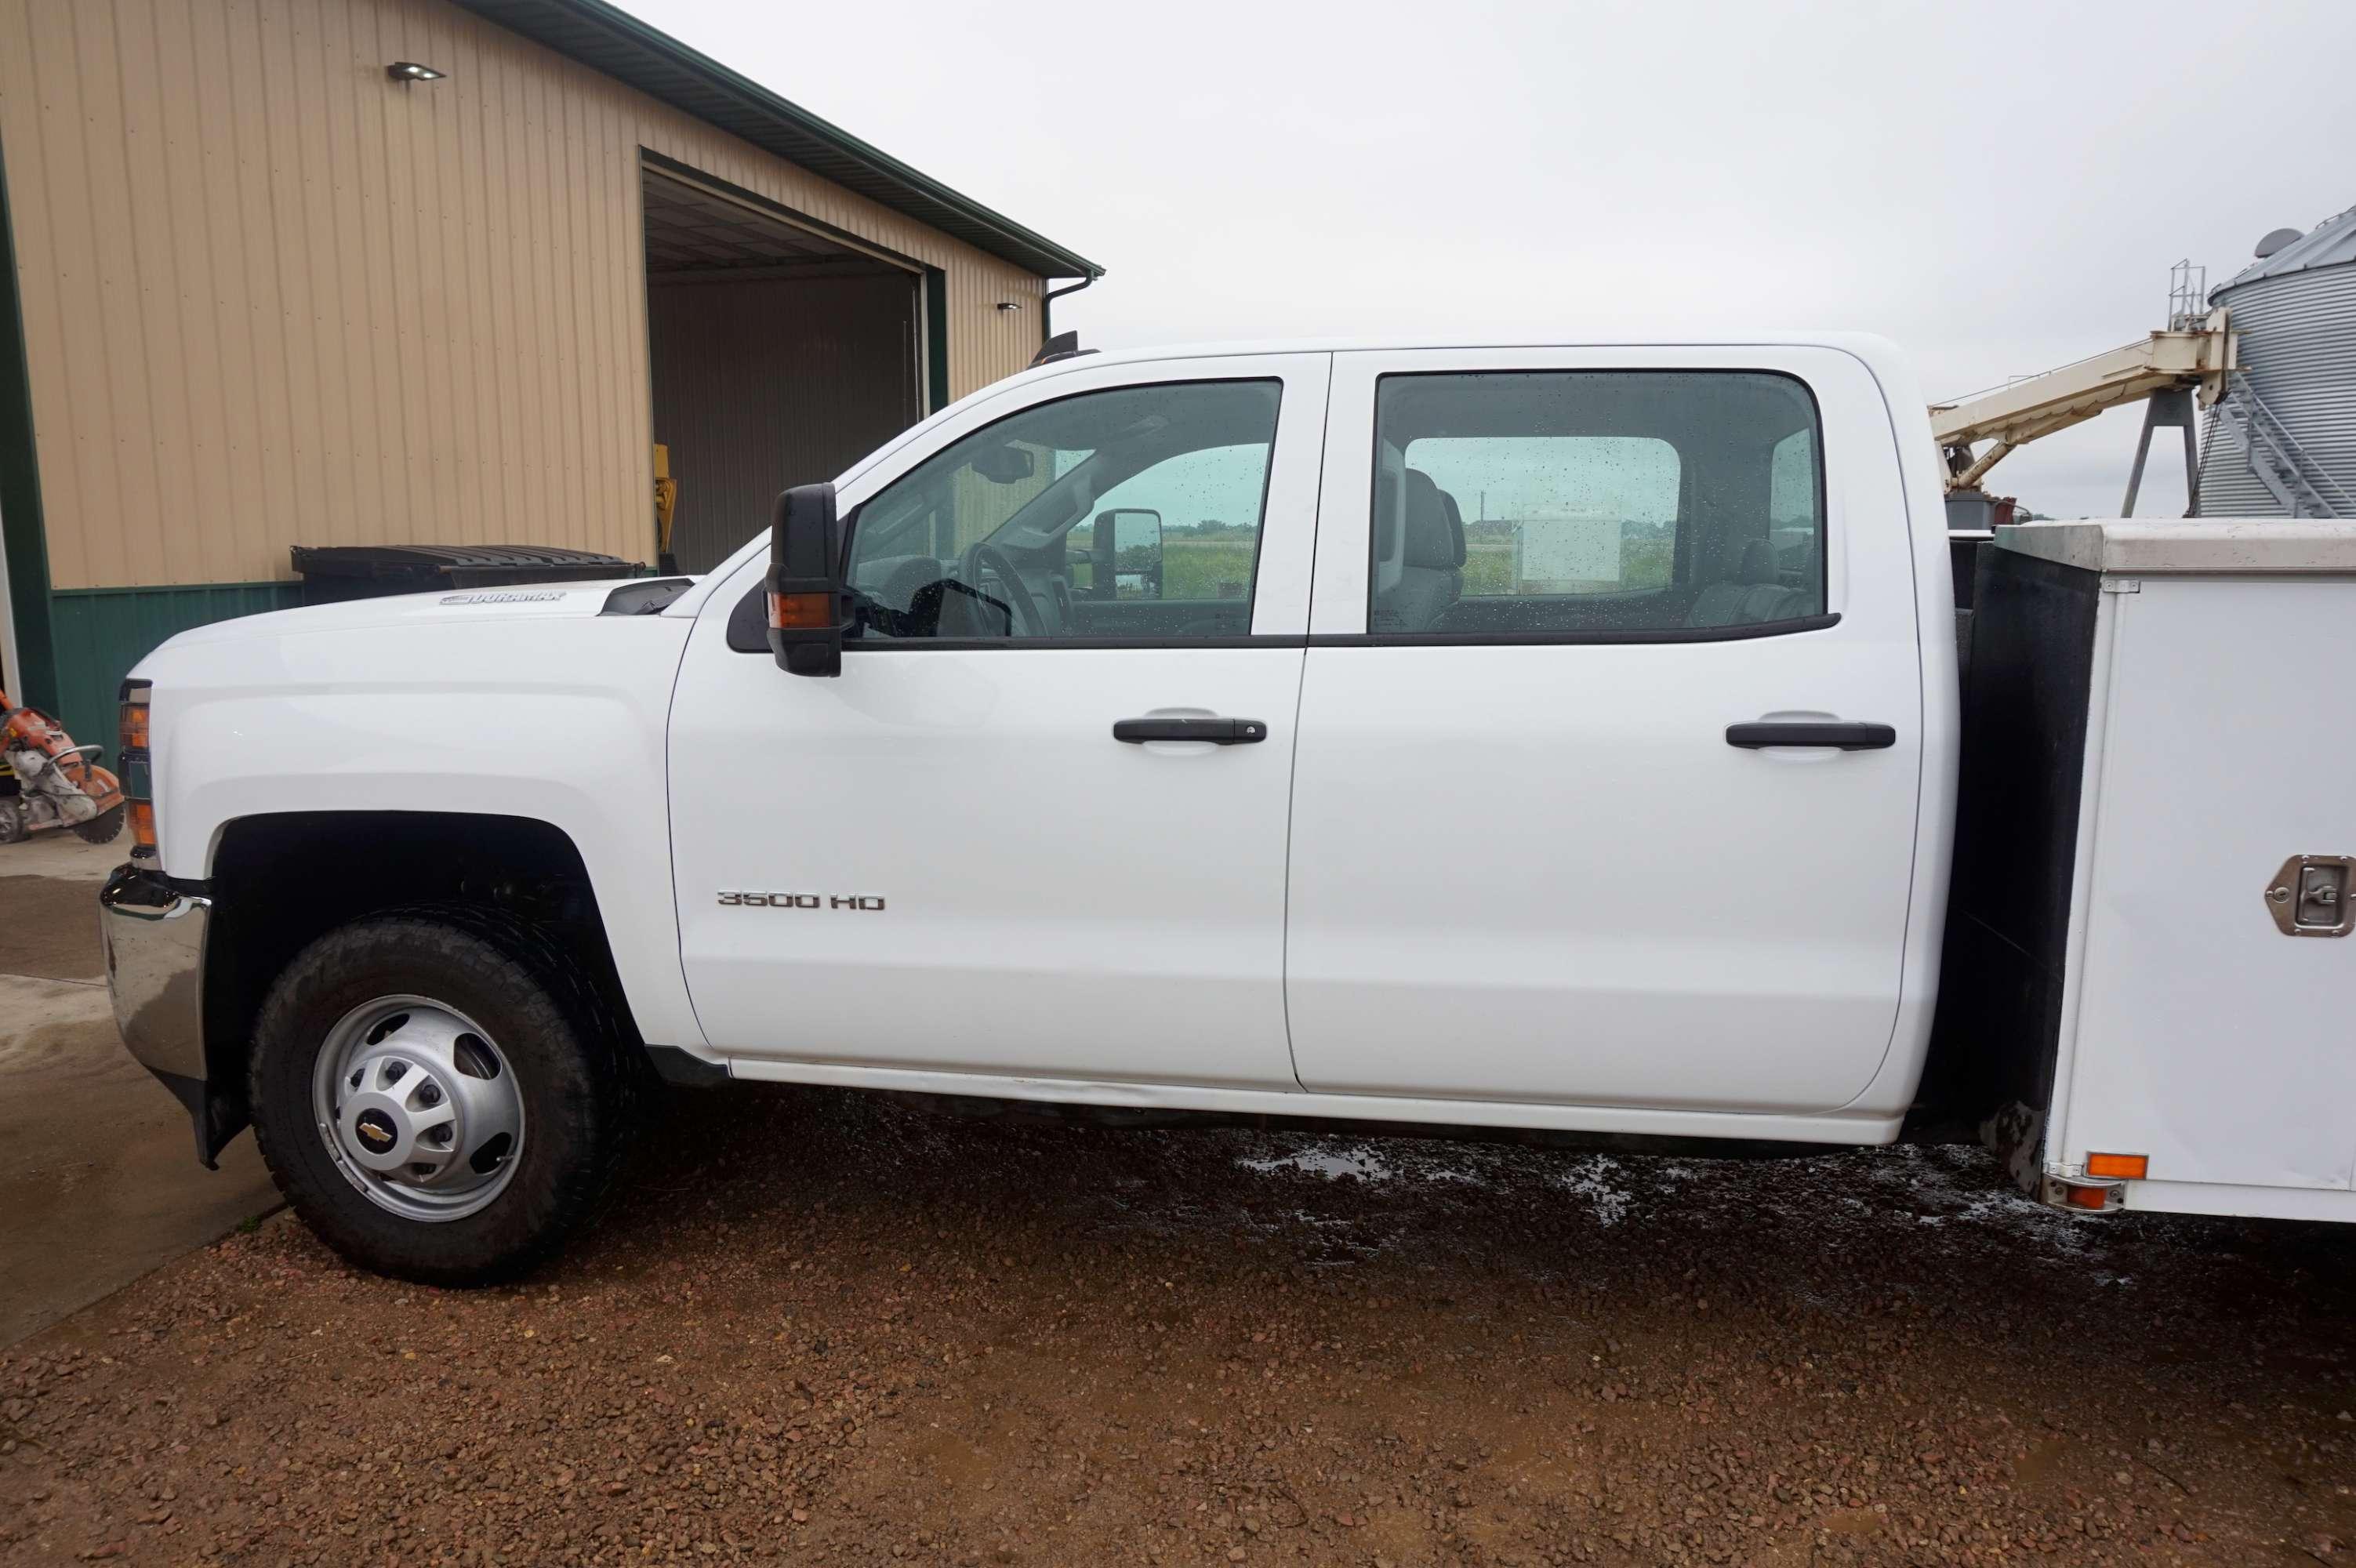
[104, 1, 188, 588]
[74, 2, 158, 592]
[167, 0, 245, 564]
[0, 0, 62, 706]
[422, 0, 485, 548]
[287, 0, 361, 553]
[322, 0, 390, 550]
[532, 35, 573, 550]
[0, 0, 69, 598]
[226, 0, 303, 581]
[191, 0, 270, 580]
[385, 0, 445, 551]
[470, 9, 524, 543]
[22, 0, 116, 592]
[8, 0, 1047, 597]
[445, 0, 1098, 281]
[546, 52, 586, 551]
[253, 0, 329, 572]
[354, 0, 421, 552]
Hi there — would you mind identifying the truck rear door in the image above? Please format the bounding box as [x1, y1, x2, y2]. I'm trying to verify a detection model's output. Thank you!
[1284, 347, 1929, 1116]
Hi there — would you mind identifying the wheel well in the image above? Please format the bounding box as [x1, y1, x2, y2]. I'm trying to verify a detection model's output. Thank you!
[200, 812, 643, 1147]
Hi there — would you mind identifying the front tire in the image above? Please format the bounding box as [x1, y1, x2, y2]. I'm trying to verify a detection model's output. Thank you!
[249, 914, 634, 1284]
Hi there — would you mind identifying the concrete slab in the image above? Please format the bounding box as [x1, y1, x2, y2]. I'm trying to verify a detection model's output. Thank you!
[0, 873, 108, 981]
[0, 861, 279, 1347]
[0, 829, 125, 882]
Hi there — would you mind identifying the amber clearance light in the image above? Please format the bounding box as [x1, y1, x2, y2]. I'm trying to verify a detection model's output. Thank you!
[119, 681, 156, 859]
[768, 591, 834, 630]
[119, 683, 151, 752]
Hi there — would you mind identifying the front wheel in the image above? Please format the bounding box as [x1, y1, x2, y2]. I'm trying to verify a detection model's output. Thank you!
[249, 915, 635, 1284]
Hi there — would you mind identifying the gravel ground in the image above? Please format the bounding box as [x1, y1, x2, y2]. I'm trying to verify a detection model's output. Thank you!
[4, 1085, 2353, 1566]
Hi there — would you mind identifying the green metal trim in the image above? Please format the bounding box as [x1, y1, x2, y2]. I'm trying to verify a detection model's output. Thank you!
[452, 0, 1103, 282]
[0, 119, 58, 709]
[924, 270, 951, 416]
[45, 583, 302, 752]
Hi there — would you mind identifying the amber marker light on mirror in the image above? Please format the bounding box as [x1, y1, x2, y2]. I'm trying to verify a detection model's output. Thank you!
[768, 591, 834, 630]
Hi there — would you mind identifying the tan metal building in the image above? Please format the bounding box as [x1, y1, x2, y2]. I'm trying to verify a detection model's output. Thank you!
[0, 0, 1099, 744]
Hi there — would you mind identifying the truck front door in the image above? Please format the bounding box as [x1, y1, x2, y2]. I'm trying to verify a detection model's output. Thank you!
[1284, 347, 1933, 1116]
[667, 354, 1327, 1089]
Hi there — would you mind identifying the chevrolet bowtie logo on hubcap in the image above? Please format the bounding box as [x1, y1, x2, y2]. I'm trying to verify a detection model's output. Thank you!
[354, 1109, 398, 1150]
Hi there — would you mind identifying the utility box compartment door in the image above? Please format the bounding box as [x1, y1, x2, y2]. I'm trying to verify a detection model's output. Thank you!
[2060, 576, 2356, 1191]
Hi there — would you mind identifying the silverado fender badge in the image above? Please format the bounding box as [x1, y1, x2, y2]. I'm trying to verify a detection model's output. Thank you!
[718, 892, 887, 911]
[438, 590, 568, 604]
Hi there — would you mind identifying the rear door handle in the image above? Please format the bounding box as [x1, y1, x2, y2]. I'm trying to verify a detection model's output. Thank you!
[1726, 721, 1897, 751]
[1113, 717, 1267, 745]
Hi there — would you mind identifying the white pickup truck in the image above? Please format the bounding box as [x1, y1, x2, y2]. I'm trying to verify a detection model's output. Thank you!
[97, 335, 2356, 1283]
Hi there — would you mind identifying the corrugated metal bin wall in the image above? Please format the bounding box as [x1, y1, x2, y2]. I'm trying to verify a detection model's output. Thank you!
[2197, 263, 2356, 515]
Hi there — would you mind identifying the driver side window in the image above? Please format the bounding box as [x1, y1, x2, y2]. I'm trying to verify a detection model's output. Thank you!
[841, 379, 1281, 642]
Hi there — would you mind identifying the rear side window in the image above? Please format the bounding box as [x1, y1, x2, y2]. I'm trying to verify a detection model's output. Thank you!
[1369, 371, 1825, 637]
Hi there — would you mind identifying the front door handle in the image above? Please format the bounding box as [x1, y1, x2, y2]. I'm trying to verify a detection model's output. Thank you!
[1726, 721, 1897, 751]
[1113, 717, 1267, 745]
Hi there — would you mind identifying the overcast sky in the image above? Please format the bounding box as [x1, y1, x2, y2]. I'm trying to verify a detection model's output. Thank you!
[633, 0, 2354, 520]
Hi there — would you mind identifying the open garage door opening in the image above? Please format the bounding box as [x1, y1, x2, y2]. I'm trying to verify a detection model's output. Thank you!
[643, 165, 924, 573]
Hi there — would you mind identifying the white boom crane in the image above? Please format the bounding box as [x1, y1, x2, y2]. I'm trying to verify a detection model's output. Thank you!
[1927, 309, 2237, 503]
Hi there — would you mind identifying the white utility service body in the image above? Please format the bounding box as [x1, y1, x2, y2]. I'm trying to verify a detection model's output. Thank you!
[90, 332, 2346, 1281]
[1944, 521, 2356, 1221]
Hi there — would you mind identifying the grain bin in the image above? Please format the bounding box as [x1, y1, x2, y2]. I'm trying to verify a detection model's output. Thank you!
[2195, 205, 2356, 517]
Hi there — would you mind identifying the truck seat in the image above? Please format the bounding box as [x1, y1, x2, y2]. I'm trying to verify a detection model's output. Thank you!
[1373, 470, 1468, 632]
[1687, 539, 1807, 627]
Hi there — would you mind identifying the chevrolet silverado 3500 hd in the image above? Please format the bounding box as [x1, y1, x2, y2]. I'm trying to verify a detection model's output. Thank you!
[97, 336, 2356, 1282]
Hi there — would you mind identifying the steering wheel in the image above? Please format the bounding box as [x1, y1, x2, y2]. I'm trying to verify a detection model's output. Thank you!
[964, 543, 1048, 637]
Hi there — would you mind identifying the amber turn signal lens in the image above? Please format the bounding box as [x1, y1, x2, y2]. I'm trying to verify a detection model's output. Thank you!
[2085, 1152, 2148, 1181]
[768, 591, 833, 630]
[2061, 1181, 2111, 1211]
[120, 690, 151, 753]
[128, 800, 158, 854]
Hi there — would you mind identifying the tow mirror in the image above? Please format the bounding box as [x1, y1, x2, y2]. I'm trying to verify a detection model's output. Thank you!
[767, 482, 846, 677]
[1102, 507, 1163, 600]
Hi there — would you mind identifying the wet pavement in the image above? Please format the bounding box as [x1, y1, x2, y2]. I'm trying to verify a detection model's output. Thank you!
[4, 1080, 2352, 1565]
[0, 841, 279, 1347]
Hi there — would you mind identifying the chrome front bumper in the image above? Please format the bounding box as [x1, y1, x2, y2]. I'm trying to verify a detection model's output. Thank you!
[98, 862, 227, 1163]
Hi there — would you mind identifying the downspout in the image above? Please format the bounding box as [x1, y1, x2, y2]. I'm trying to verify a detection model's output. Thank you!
[1041, 273, 1100, 345]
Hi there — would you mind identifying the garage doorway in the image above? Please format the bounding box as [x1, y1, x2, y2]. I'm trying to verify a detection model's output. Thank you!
[642, 163, 925, 572]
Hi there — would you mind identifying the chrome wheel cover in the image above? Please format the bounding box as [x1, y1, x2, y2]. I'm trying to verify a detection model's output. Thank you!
[311, 995, 525, 1223]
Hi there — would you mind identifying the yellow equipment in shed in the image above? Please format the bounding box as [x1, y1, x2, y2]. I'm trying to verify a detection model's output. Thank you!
[654, 443, 680, 575]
